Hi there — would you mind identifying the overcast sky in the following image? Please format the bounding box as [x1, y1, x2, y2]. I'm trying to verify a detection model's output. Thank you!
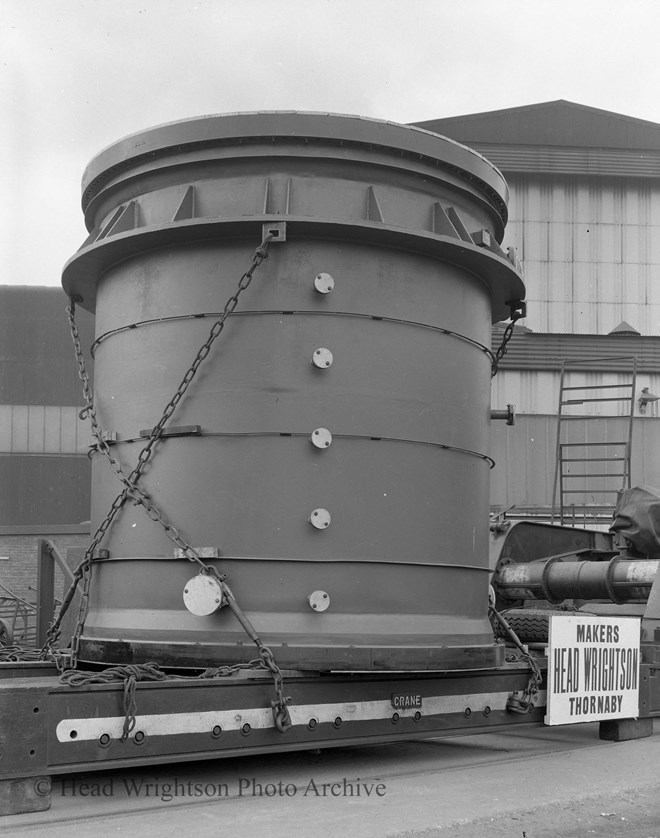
[3, 0, 660, 288]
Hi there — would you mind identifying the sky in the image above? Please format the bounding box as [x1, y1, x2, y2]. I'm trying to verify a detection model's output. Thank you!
[3, 0, 660, 288]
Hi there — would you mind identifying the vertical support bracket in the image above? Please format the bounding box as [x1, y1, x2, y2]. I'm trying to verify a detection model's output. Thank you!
[36, 539, 55, 648]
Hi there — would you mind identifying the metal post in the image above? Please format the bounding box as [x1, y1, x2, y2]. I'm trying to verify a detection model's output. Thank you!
[35, 539, 55, 647]
[625, 356, 638, 490]
[551, 362, 566, 523]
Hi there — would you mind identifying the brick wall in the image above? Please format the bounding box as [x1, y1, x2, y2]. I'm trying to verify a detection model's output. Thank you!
[0, 527, 90, 604]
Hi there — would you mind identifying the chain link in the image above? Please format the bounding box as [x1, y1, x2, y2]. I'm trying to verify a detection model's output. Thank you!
[43, 232, 292, 730]
[60, 659, 270, 740]
[220, 581, 292, 730]
[490, 300, 526, 378]
[129, 237, 272, 485]
[489, 605, 543, 713]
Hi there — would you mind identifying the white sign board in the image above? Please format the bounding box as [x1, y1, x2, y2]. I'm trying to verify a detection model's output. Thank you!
[545, 615, 640, 725]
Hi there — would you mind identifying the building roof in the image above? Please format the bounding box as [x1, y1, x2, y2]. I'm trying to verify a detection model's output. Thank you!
[492, 328, 660, 372]
[414, 101, 660, 179]
[414, 100, 660, 151]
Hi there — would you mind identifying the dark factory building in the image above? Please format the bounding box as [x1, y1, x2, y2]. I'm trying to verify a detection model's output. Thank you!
[0, 286, 93, 597]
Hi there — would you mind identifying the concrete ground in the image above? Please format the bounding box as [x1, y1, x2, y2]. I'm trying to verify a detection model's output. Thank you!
[4, 720, 660, 837]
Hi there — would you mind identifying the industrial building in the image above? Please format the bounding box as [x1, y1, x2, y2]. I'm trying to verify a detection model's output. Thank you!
[2, 100, 660, 599]
[416, 100, 660, 520]
[0, 287, 93, 599]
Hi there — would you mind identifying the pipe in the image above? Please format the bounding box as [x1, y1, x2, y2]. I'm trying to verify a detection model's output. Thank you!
[495, 557, 660, 604]
[490, 404, 515, 425]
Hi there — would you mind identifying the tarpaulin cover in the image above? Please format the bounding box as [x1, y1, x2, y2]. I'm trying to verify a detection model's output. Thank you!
[610, 485, 660, 556]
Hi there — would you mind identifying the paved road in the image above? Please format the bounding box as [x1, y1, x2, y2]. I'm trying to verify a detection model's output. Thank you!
[4, 720, 660, 837]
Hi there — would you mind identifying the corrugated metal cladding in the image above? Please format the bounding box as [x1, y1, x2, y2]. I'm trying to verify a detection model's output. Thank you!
[0, 405, 90, 453]
[0, 455, 90, 525]
[500, 174, 660, 335]
[490, 416, 660, 509]
[1, 286, 95, 525]
[0, 286, 94, 404]
[491, 371, 660, 417]
[493, 332, 660, 372]
[471, 144, 660, 178]
[491, 329, 660, 415]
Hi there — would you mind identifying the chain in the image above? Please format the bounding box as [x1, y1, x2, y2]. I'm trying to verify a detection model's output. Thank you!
[220, 581, 292, 731]
[126, 236, 274, 492]
[61, 659, 270, 741]
[489, 606, 543, 714]
[43, 232, 292, 731]
[490, 300, 526, 378]
[68, 233, 275, 562]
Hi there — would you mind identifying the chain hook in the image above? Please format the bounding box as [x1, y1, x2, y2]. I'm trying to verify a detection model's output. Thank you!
[272, 699, 293, 732]
[491, 299, 526, 378]
[489, 605, 542, 714]
[199, 564, 227, 582]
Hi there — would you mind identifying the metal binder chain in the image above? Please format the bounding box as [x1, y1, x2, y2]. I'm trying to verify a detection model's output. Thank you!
[219, 580, 292, 732]
[45, 233, 274, 660]
[61, 659, 270, 742]
[489, 606, 542, 714]
[490, 300, 526, 378]
[44, 232, 292, 732]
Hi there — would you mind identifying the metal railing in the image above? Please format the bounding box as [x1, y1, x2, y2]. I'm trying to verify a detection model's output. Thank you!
[0, 584, 37, 647]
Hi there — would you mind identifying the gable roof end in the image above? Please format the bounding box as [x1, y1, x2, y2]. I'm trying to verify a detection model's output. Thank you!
[413, 100, 660, 151]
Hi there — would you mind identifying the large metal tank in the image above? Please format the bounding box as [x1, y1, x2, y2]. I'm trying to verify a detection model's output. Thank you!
[62, 112, 524, 671]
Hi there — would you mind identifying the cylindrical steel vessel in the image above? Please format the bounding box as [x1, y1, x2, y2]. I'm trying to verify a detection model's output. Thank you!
[62, 112, 524, 670]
